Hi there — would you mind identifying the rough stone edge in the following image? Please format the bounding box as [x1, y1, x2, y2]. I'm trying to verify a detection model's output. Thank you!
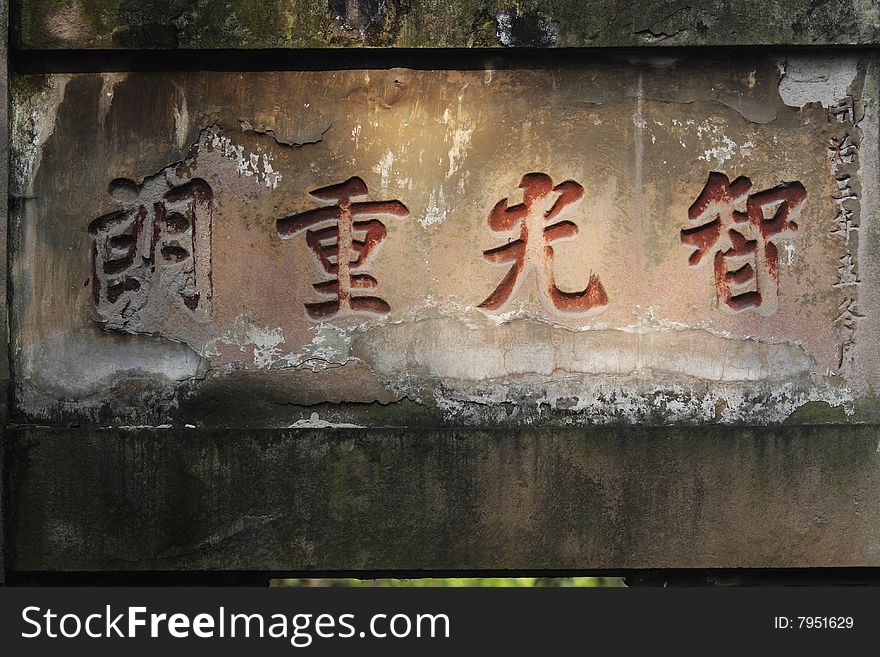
[10, 0, 880, 50]
[8, 425, 880, 574]
[1, 0, 8, 587]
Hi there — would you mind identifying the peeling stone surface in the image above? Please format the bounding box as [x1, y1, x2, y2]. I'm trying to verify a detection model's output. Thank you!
[9, 53, 878, 427]
[778, 55, 860, 109]
[495, 8, 559, 47]
[355, 320, 814, 383]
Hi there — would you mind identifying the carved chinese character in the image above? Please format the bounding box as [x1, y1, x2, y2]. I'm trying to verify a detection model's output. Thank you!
[479, 172, 608, 313]
[829, 97, 856, 125]
[828, 134, 858, 176]
[830, 175, 858, 244]
[835, 297, 863, 369]
[277, 177, 408, 319]
[835, 253, 860, 288]
[88, 177, 213, 330]
[681, 172, 806, 316]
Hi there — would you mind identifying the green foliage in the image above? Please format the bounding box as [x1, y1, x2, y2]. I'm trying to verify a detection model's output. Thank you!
[273, 577, 625, 587]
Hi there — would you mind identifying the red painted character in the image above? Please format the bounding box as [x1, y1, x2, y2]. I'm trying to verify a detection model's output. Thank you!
[277, 177, 409, 319]
[480, 172, 608, 312]
[681, 172, 805, 316]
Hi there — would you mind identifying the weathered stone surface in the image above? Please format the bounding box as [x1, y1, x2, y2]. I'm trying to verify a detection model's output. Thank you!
[10, 53, 879, 428]
[10, 1, 880, 581]
[1, 0, 9, 587]
[8, 424, 880, 572]
[13, 0, 880, 49]
[13, 54, 880, 426]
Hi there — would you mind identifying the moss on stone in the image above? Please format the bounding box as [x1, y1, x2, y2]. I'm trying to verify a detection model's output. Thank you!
[13, 0, 880, 49]
[10, 424, 880, 571]
[783, 401, 848, 425]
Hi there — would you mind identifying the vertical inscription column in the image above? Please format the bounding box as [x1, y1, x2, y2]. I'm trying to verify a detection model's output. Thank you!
[828, 110, 863, 370]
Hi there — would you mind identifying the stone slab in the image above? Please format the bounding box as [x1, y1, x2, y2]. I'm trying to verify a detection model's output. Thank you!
[9, 52, 880, 428]
[7, 424, 880, 572]
[12, 0, 880, 49]
[1, 0, 8, 586]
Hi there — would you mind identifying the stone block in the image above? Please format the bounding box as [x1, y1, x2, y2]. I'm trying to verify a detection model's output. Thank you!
[9, 53, 879, 429]
[12, 0, 880, 49]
